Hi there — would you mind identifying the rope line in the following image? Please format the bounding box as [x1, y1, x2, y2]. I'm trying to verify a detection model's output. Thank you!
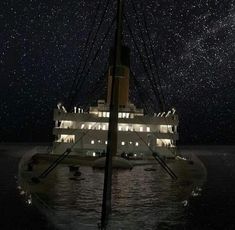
[37, 122, 99, 179]
[124, 13, 163, 112]
[68, 0, 112, 110]
[133, 130, 177, 180]
[66, 0, 103, 109]
[69, 16, 115, 108]
[129, 0, 164, 111]
[141, 2, 166, 110]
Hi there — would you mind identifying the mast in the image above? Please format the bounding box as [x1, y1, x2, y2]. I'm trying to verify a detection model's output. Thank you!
[106, 2, 130, 107]
[100, 0, 125, 229]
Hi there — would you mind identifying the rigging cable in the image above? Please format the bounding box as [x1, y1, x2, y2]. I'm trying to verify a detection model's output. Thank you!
[33, 120, 99, 180]
[128, 0, 165, 111]
[69, 16, 115, 109]
[123, 13, 163, 112]
[129, 69, 151, 113]
[138, 0, 180, 157]
[68, 0, 111, 110]
[133, 130, 177, 180]
[141, 2, 166, 110]
[83, 64, 109, 110]
[66, 0, 103, 109]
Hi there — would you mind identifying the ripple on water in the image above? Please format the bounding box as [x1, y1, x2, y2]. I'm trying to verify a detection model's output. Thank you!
[19, 160, 206, 230]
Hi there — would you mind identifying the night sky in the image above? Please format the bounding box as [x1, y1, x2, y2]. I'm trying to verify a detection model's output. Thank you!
[0, 0, 234, 144]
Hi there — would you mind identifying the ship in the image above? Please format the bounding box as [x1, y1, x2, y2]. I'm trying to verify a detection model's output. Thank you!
[52, 70, 179, 160]
[18, 0, 206, 229]
[51, 8, 179, 161]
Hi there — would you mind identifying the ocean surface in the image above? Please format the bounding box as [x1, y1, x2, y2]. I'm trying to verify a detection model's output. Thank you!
[0, 144, 235, 230]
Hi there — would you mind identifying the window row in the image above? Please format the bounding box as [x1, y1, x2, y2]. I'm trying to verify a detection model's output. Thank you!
[80, 123, 151, 132]
[98, 112, 134, 119]
[90, 140, 140, 146]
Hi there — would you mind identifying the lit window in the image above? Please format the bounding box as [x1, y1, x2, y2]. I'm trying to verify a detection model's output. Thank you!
[121, 141, 125, 146]
[118, 126, 122, 131]
[140, 127, 143, 132]
[81, 124, 85, 129]
[135, 142, 139, 146]
[105, 141, 107, 144]
[129, 141, 132, 145]
[88, 125, 92, 129]
[93, 152, 96, 157]
[147, 127, 150, 132]
[60, 134, 75, 143]
[98, 140, 101, 143]
[160, 125, 168, 133]
[102, 125, 106, 130]
[156, 138, 171, 147]
[125, 126, 129, 131]
[91, 140, 95, 144]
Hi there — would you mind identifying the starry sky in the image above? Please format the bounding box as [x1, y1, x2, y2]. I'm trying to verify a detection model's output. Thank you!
[0, 0, 234, 144]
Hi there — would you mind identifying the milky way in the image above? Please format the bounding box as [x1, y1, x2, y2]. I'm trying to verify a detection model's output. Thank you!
[0, 0, 234, 143]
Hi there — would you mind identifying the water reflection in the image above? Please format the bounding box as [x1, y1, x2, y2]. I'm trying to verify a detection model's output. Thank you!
[19, 158, 205, 230]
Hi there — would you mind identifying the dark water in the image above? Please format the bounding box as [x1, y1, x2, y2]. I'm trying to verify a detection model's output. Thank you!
[0, 144, 56, 230]
[0, 144, 235, 230]
[184, 146, 235, 230]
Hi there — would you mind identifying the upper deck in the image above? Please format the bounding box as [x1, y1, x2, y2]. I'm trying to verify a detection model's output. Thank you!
[53, 109, 178, 126]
